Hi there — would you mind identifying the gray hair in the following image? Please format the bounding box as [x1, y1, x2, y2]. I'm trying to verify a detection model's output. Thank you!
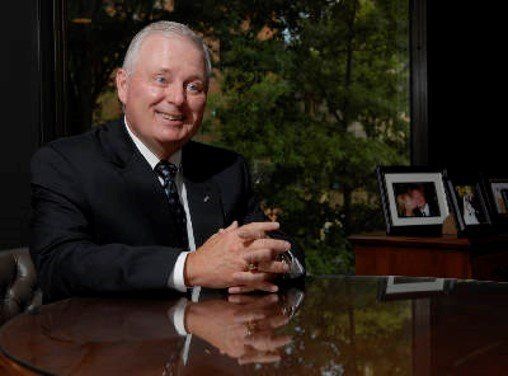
[122, 21, 212, 80]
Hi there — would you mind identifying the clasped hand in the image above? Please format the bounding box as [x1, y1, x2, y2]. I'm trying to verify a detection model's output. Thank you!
[184, 221, 291, 293]
[184, 294, 292, 365]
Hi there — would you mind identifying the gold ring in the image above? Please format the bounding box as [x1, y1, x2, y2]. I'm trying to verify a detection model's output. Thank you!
[247, 263, 258, 272]
[245, 320, 257, 336]
[245, 325, 252, 336]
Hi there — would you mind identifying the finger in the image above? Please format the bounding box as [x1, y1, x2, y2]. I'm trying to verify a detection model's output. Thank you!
[238, 352, 281, 365]
[226, 220, 239, 231]
[266, 315, 291, 328]
[232, 271, 273, 286]
[245, 334, 292, 351]
[210, 228, 225, 239]
[257, 261, 290, 274]
[242, 250, 290, 274]
[213, 220, 237, 236]
[236, 222, 280, 240]
[233, 310, 266, 323]
[247, 238, 291, 252]
[255, 281, 280, 292]
[243, 249, 288, 266]
[228, 293, 279, 305]
[210, 221, 238, 241]
[228, 294, 255, 303]
[228, 282, 278, 294]
[253, 317, 289, 332]
[228, 286, 256, 294]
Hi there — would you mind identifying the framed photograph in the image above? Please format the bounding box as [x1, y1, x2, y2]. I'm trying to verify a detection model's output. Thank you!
[444, 172, 493, 236]
[377, 166, 449, 235]
[486, 178, 508, 227]
[378, 276, 455, 301]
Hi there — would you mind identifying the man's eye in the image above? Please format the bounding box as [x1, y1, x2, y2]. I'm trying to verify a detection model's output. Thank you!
[155, 76, 167, 84]
[187, 82, 203, 93]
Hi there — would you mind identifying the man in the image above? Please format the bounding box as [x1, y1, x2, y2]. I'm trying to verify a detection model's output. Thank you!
[409, 184, 438, 217]
[30, 21, 304, 302]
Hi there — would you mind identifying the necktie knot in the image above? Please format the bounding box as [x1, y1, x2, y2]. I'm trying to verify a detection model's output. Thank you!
[155, 161, 179, 185]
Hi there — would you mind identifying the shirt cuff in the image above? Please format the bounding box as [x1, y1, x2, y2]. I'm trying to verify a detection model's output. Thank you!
[168, 297, 189, 336]
[168, 251, 190, 292]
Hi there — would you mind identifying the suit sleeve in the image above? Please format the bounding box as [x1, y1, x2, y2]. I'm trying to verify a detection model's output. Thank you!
[30, 146, 182, 302]
[237, 156, 306, 274]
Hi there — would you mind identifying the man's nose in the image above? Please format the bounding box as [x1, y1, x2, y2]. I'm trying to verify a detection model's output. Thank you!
[165, 84, 185, 107]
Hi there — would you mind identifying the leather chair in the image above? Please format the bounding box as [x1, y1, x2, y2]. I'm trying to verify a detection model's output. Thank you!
[0, 248, 41, 325]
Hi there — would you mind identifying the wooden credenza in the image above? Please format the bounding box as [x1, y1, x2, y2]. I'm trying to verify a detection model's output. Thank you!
[350, 232, 508, 281]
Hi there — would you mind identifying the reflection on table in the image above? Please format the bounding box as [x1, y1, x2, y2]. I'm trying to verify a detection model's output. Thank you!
[1, 277, 508, 375]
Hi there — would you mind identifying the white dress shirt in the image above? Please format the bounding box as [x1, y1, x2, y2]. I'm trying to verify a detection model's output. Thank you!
[124, 117, 304, 293]
[420, 203, 430, 216]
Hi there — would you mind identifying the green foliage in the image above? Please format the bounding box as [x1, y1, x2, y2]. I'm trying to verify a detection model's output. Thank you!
[204, 0, 409, 275]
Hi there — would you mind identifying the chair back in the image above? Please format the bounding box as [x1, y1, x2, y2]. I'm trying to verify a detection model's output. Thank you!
[0, 247, 41, 325]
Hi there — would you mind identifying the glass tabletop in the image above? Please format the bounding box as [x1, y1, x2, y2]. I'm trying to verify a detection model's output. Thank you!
[1, 276, 507, 375]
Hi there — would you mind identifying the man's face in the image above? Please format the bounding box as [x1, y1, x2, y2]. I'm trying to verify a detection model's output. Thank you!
[116, 33, 207, 156]
[410, 188, 426, 207]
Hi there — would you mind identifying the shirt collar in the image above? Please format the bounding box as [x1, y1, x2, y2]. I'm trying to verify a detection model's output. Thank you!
[124, 116, 182, 170]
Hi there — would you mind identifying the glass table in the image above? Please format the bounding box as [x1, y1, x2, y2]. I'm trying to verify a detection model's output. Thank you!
[1, 276, 507, 375]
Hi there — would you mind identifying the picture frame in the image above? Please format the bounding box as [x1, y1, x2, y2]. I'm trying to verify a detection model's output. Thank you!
[485, 177, 508, 229]
[377, 276, 455, 301]
[443, 171, 493, 237]
[376, 166, 449, 236]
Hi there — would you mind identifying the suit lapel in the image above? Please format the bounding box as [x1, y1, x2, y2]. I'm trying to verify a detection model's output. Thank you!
[121, 152, 179, 245]
[182, 143, 225, 247]
[100, 120, 179, 246]
[184, 178, 224, 247]
[99, 121, 225, 247]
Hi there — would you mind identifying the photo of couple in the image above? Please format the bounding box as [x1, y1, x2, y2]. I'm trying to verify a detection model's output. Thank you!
[393, 183, 440, 218]
[454, 185, 486, 225]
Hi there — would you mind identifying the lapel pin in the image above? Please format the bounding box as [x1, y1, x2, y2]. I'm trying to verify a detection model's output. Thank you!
[204, 195, 210, 203]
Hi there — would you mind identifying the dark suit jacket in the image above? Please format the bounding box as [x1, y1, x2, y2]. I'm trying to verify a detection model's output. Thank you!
[413, 199, 440, 217]
[30, 120, 304, 302]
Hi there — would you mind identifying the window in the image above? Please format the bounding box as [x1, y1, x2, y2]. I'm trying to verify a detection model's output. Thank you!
[65, 0, 410, 274]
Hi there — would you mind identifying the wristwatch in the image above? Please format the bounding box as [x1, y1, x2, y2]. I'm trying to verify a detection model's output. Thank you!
[277, 251, 293, 277]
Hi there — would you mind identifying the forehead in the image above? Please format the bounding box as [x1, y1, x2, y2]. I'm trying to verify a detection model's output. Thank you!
[135, 33, 205, 75]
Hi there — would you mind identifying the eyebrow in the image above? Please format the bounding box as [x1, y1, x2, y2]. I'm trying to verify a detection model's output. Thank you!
[155, 68, 205, 81]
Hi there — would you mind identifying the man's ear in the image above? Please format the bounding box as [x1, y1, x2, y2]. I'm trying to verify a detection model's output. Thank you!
[116, 68, 129, 105]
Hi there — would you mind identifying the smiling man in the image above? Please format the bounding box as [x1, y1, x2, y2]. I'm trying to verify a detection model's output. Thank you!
[117, 30, 207, 159]
[30, 21, 304, 302]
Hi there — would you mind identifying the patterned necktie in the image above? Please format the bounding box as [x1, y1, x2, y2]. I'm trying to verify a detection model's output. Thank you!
[154, 161, 189, 248]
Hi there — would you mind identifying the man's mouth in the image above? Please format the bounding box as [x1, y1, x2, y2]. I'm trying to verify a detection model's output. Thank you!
[156, 111, 184, 122]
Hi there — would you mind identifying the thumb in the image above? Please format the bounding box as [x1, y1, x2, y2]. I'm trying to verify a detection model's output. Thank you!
[212, 221, 238, 239]
[224, 220, 239, 232]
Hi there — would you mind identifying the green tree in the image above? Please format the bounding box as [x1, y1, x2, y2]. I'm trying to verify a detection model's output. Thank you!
[206, 0, 409, 274]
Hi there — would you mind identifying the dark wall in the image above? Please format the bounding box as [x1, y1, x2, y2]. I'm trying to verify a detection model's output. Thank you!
[0, 3, 41, 248]
[427, 2, 505, 174]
